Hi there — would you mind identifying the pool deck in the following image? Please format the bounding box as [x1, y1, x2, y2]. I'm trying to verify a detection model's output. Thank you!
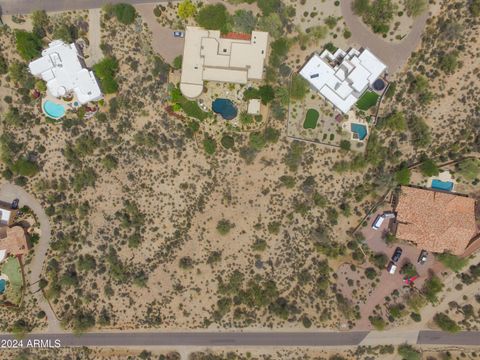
[41, 91, 81, 120]
[341, 113, 369, 142]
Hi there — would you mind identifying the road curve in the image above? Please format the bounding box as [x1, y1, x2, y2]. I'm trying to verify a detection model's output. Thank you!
[340, 0, 430, 73]
[0, 0, 158, 14]
[0, 331, 479, 347]
[0, 182, 60, 333]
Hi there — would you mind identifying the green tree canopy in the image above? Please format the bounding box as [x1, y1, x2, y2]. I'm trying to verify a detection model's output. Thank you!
[113, 3, 137, 25]
[93, 57, 119, 93]
[178, 0, 197, 19]
[196, 4, 231, 33]
[15, 30, 42, 60]
[419, 158, 439, 177]
[395, 167, 411, 185]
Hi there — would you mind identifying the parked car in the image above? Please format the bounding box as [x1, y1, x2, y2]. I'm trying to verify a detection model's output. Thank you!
[173, 31, 185, 38]
[391, 247, 403, 262]
[382, 211, 396, 219]
[387, 261, 397, 274]
[372, 215, 385, 230]
[11, 198, 19, 210]
[417, 250, 428, 265]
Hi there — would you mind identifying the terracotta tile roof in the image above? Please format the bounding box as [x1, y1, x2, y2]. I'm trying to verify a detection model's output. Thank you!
[395, 186, 478, 255]
[221, 32, 251, 41]
[0, 226, 29, 256]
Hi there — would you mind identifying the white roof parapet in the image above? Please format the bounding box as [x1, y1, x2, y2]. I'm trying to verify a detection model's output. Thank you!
[180, 26, 269, 99]
[299, 47, 387, 114]
[29, 40, 103, 105]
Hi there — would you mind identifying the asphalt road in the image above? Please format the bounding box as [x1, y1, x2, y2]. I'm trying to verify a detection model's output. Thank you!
[0, 0, 157, 14]
[0, 331, 479, 348]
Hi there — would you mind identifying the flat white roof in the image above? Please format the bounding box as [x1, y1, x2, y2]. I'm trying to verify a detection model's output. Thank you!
[180, 26, 268, 99]
[299, 48, 386, 114]
[29, 40, 103, 105]
[0, 209, 11, 224]
[247, 99, 261, 115]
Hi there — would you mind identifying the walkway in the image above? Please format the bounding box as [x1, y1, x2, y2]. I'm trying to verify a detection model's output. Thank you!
[0, 182, 61, 333]
[340, 0, 430, 73]
[86, 8, 103, 67]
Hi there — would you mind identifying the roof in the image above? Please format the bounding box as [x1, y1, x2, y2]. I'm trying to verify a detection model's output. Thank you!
[29, 40, 102, 105]
[180, 26, 268, 99]
[299, 48, 386, 113]
[0, 201, 15, 226]
[0, 226, 29, 257]
[247, 99, 261, 115]
[395, 186, 478, 255]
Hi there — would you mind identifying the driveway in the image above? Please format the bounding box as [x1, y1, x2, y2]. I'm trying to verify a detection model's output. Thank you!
[340, 0, 430, 73]
[86, 8, 104, 67]
[0, 182, 61, 333]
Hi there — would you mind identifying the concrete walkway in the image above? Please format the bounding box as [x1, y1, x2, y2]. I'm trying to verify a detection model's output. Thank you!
[86, 8, 103, 67]
[340, 0, 430, 73]
[0, 182, 61, 333]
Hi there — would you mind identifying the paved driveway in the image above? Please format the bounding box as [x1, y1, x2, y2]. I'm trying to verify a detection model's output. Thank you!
[0, 182, 61, 333]
[340, 0, 430, 73]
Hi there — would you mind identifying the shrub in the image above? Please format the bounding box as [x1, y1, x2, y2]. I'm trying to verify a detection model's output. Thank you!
[179, 256, 193, 269]
[290, 74, 309, 100]
[11, 158, 39, 177]
[173, 55, 183, 70]
[257, 0, 281, 16]
[371, 253, 388, 269]
[458, 159, 480, 181]
[364, 267, 377, 280]
[369, 315, 386, 330]
[404, 0, 428, 17]
[196, 4, 231, 33]
[410, 312, 421, 322]
[340, 140, 351, 151]
[264, 127, 280, 143]
[113, 3, 136, 25]
[216, 219, 234, 235]
[433, 313, 460, 333]
[15, 30, 42, 60]
[423, 275, 443, 303]
[419, 158, 439, 177]
[232, 9, 256, 33]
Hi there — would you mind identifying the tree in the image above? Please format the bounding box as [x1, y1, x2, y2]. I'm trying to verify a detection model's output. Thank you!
[404, 0, 428, 17]
[470, 0, 480, 16]
[397, 344, 421, 360]
[15, 30, 42, 60]
[93, 57, 119, 93]
[232, 9, 256, 33]
[102, 154, 118, 171]
[458, 159, 480, 180]
[257, 0, 281, 16]
[352, 0, 370, 15]
[419, 158, 439, 177]
[203, 136, 216, 155]
[258, 13, 283, 38]
[31, 10, 49, 37]
[381, 111, 406, 131]
[436, 253, 467, 272]
[340, 140, 351, 151]
[178, 0, 197, 19]
[395, 167, 410, 185]
[433, 313, 460, 333]
[264, 127, 280, 143]
[423, 275, 443, 303]
[439, 52, 459, 74]
[53, 24, 73, 43]
[12, 158, 39, 177]
[72, 311, 96, 333]
[290, 74, 309, 100]
[113, 3, 136, 25]
[196, 4, 231, 33]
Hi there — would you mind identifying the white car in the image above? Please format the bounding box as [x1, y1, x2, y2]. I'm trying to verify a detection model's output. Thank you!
[173, 31, 185, 38]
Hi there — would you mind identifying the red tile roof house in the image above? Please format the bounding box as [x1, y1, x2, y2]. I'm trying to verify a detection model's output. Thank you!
[394, 186, 479, 256]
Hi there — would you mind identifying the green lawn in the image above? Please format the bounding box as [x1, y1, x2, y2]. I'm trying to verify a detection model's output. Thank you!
[1, 257, 23, 305]
[356, 91, 379, 111]
[303, 109, 319, 129]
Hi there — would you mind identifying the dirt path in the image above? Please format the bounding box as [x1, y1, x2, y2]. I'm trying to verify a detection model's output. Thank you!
[340, 0, 430, 73]
[86, 8, 103, 67]
[0, 182, 62, 333]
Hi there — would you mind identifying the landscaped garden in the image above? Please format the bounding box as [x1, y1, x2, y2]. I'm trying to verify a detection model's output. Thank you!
[0, 257, 23, 305]
[303, 108, 319, 129]
[356, 91, 379, 111]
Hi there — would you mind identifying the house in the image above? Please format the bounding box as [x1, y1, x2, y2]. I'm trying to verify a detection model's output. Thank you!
[394, 186, 478, 255]
[180, 26, 269, 99]
[28, 40, 103, 105]
[299, 48, 386, 114]
[0, 226, 28, 262]
[0, 201, 16, 226]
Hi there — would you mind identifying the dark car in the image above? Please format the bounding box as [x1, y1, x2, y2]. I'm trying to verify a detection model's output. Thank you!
[11, 198, 19, 210]
[391, 247, 402, 262]
[417, 250, 428, 265]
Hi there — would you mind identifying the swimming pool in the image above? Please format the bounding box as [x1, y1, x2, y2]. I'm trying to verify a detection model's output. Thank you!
[351, 123, 368, 141]
[43, 100, 66, 119]
[212, 98, 238, 120]
[0, 279, 5, 294]
[431, 179, 454, 191]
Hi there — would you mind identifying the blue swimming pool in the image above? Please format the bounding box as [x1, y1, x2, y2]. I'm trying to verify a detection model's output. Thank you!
[43, 100, 66, 119]
[351, 123, 368, 140]
[0, 279, 5, 294]
[431, 179, 454, 191]
[212, 98, 238, 120]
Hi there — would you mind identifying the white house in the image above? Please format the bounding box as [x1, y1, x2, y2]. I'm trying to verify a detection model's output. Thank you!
[29, 40, 103, 105]
[299, 48, 387, 114]
[180, 27, 269, 99]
